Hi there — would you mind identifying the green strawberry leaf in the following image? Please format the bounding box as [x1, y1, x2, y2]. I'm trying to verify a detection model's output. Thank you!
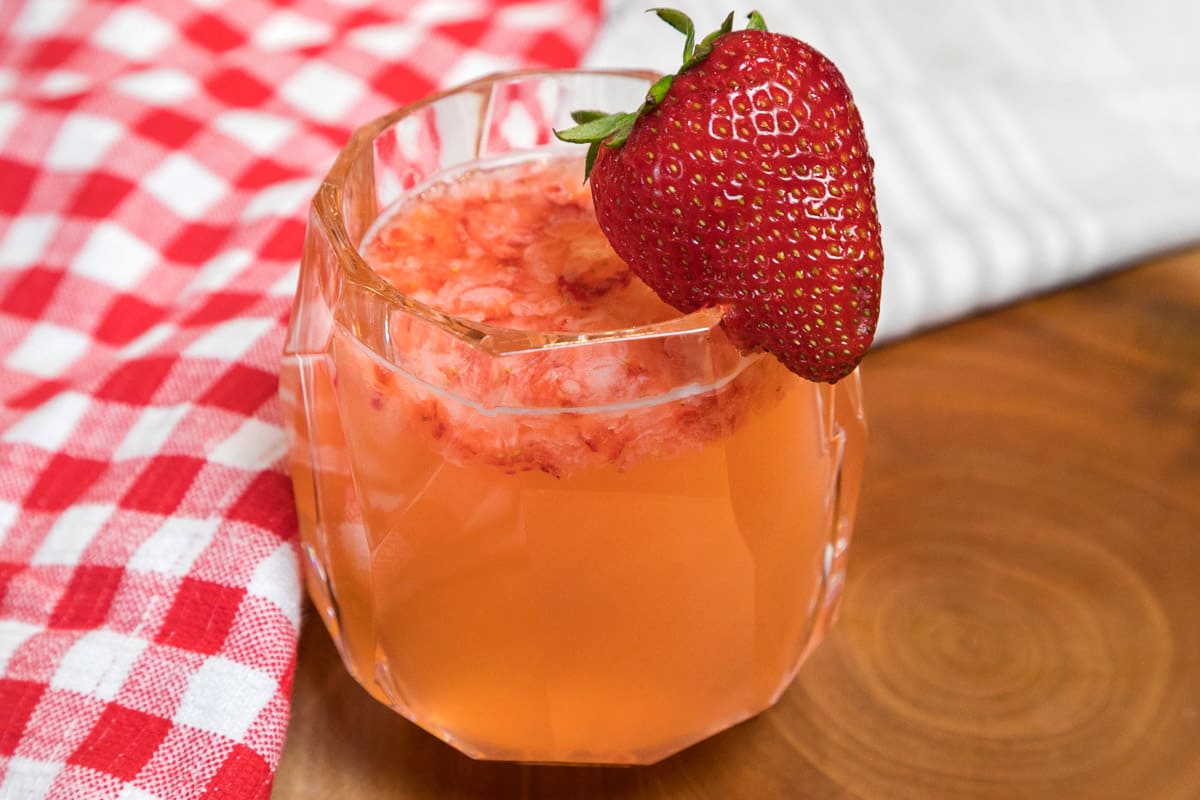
[570, 109, 610, 125]
[584, 141, 601, 181]
[644, 74, 675, 107]
[555, 111, 637, 179]
[605, 115, 637, 148]
[746, 10, 768, 32]
[688, 11, 735, 68]
[650, 8, 696, 62]
[554, 111, 634, 144]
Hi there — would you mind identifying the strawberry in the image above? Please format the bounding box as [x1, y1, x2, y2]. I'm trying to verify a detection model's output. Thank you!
[556, 9, 883, 383]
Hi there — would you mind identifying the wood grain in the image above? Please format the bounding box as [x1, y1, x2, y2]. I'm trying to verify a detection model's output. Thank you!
[273, 248, 1200, 799]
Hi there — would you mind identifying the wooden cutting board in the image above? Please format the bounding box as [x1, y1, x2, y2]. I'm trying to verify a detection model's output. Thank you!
[273, 247, 1200, 799]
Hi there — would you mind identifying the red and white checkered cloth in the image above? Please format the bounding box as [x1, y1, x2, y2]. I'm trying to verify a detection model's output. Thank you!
[0, 1, 600, 797]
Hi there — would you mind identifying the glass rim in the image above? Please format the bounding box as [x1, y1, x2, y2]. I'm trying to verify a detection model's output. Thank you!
[310, 67, 736, 357]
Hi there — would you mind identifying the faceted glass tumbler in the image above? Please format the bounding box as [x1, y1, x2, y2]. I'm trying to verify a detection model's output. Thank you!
[280, 69, 867, 765]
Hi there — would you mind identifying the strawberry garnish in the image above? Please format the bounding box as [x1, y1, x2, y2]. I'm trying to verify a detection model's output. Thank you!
[556, 9, 883, 383]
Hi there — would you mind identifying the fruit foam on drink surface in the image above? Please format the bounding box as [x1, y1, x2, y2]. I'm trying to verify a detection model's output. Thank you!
[366, 157, 679, 333]
[360, 155, 772, 478]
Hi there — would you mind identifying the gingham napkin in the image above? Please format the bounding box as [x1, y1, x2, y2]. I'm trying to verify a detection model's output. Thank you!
[0, 1, 599, 798]
[588, 0, 1200, 342]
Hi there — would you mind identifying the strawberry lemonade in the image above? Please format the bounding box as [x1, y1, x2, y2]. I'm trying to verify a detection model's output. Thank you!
[282, 57, 875, 766]
[282, 151, 865, 763]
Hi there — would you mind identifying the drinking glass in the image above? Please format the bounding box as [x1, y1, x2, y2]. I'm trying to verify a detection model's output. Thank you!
[280, 69, 867, 765]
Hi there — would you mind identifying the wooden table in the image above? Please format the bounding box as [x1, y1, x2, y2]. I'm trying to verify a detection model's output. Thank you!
[273, 248, 1200, 799]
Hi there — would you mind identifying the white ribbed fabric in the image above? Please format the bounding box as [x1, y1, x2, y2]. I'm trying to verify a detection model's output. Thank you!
[585, 0, 1200, 343]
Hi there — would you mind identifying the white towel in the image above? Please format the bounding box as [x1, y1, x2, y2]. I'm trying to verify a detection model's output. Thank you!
[585, 0, 1200, 343]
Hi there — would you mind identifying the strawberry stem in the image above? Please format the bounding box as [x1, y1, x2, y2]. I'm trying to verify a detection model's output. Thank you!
[553, 8, 769, 180]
